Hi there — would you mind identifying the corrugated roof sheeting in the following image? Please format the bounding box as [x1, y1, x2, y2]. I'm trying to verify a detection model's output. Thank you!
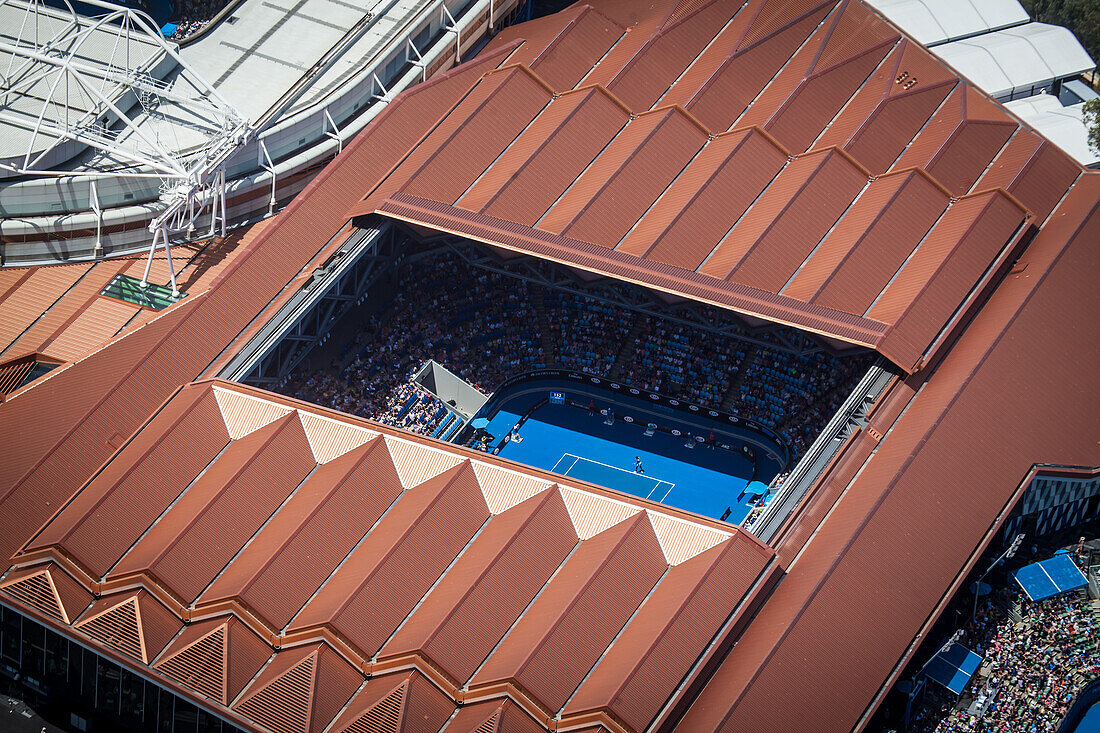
[727, 150, 871, 291]
[288, 462, 491, 656]
[28, 384, 230, 578]
[327, 672, 455, 733]
[809, 171, 951, 314]
[561, 109, 709, 246]
[201, 437, 404, 631]
[470, 88, 630, 224]
[606, 0, 745, 111]
[470, 512, 668, 713]
[379, 489, 578, 686]
[528, 6, 625, 91]
[0, 264, 90, 353]
[401, 68, 554, 206]
[875, 193, 1027, 369]
[764, 8, 900, 153]
[976, 139, 1080, 222]
[685, 4, 834, 131]
[563, 536, 771, 731]
[620, 128, 788, 268]
[109, 412, 316, 603]
[869, 190, 1023, 322]
[441, 699, 546, 733]
[5, 379, 773, 732]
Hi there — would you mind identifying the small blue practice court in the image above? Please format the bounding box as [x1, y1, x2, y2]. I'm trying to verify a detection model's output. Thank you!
[487, 405, 758, 523]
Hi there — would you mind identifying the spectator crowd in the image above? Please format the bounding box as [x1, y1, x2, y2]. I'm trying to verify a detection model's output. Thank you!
[168, 0, 232, 40]
[910, 559, 1099, 733]
[278, 248, 870, 454]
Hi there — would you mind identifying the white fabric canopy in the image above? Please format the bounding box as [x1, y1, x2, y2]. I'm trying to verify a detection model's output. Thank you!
[868, 0, 1028, 45]
[933, 23, 1095, 101]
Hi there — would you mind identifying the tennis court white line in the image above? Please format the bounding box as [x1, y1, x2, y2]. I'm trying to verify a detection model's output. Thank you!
[557, 453, 674, 502]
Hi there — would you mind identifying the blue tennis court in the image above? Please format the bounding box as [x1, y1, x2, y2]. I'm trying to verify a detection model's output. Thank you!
[489, 404, 757, 522]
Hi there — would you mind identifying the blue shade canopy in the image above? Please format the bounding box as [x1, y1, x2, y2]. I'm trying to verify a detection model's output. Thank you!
[925, 642, 983, 694]
[1013, 554, 1088, 601]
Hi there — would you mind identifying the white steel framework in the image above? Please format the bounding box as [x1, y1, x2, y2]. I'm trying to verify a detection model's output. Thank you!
[0, 0, 253, 294]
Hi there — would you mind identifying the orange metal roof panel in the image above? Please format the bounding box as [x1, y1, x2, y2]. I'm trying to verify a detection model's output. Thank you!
[764, 40, 896, 154]
[728, 149, 870, 291]
[108, 412, 316, 603]
[564, 536, 770, 731]
[289, 462, 490, 657]
[38, 296, 139, 363]
[994, 142, 1080, 223]
[561, 109, 708, 247]
[471, 88, 630, 225]
[0, 293, 206, 564]
[380, 488, 577, 686]
[811, 172, 950, 315]
[925, 121, 1016, 196]
[816, 39, 957, 159]
[868, 191, 1023, 325]
[470, 512, 667, 714]
[696, 152, 828, 279]
[843, 81, 956, 175]
[685, 5, 832, 132]
[401, 68, 553, 206]
[328, 672, 454, 733]
[874, 192, 1028, 368]
[528, 6, 625, 91]
[28, 383, 229, 577]
[540, 108, 708, 244]
[0, 258, 129, 362]
[620, 128, 788, 268]
[782, 171, 909, 301]
[200, 436, 404, 630]
[606, 0, 743, 111]
[441, 699, 546, 733]
[355, 45, 522, 211]
[0, 264, 90, 354]
[683, 179, 1099, 733]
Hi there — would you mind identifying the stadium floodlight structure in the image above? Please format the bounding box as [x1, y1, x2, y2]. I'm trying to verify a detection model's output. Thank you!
[0, 0, 253, 295]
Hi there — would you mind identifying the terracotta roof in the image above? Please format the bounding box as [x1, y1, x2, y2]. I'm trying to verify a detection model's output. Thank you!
[0, 1, 1095, 730]
[6, 380, 776, 733]
[348, 0, 1083, 374]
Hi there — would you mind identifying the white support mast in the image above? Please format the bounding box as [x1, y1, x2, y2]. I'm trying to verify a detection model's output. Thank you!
[0, 0, 253, 293]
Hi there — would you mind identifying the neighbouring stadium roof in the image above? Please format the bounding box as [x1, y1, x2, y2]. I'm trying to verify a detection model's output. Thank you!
[933, 23, 1096, 101]
[0, 0, 1097, 731]
[866, 0, 1029, 46]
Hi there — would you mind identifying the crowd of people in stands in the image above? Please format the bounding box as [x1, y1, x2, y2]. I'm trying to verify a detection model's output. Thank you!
[911, 552, 1099, 733]
[168, 0, 230, 40]
[279, 249, 869, 454]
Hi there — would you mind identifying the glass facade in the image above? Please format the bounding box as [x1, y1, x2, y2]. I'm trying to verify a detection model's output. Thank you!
[0, 602, 249, 733]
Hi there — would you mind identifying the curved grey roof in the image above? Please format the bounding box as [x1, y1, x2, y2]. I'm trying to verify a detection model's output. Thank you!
[867, 0, 1028, 46]
[933, 23, 1095, 100]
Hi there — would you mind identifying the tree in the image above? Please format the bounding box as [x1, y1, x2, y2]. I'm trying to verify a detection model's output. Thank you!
[1085, 98, 1100, 156]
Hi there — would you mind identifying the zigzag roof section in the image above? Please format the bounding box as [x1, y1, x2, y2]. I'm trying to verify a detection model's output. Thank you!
[0, 563, 91, 625]
[1, 379, 774, 732]
[343, 0, 1074, 373]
